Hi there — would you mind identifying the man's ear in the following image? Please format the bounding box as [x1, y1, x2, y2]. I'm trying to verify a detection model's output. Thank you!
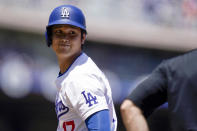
[81, 33, 86, 45]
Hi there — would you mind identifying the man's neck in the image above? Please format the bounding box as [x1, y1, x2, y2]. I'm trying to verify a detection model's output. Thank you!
[58, 52, 82, 74]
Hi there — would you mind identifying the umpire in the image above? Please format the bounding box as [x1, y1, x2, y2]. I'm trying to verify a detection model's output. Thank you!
[120, 49, 197, 131]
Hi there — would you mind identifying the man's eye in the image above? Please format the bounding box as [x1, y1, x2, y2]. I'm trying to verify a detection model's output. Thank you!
[69, 31, 76, 35]
[54, 30, 62, 35]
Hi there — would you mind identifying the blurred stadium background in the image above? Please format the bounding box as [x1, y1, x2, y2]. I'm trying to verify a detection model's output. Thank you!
[0, 0, 197, 130]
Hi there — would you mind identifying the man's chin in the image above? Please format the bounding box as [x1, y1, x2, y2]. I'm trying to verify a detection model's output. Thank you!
[57, 53, 70, 58]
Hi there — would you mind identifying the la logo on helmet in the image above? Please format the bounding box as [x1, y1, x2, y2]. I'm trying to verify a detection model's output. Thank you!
[61, 7, 69, 18]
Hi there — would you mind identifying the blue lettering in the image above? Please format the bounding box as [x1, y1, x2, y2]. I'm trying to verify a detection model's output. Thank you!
[55, 100, 69, 119]
[81, 91, 98, 107]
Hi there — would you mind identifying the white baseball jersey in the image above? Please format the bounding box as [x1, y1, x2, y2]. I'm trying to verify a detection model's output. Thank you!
[55, 52, 117, 131]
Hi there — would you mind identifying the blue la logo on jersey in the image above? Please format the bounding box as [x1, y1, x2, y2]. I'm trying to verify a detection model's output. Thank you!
[55, 100, 69, 119]
[81, 91, 98, 107]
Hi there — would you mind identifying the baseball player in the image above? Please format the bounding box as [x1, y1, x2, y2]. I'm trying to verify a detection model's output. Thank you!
[45, 5, 117, 131]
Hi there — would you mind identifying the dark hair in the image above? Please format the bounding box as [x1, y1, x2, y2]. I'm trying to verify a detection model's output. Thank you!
[81, 29, 86, 49]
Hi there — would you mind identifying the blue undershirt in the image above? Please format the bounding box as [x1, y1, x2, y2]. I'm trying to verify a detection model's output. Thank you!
[85, 109, 111, 131]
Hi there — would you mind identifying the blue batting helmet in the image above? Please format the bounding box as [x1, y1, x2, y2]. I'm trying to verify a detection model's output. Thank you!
[45, 5, 86, 47]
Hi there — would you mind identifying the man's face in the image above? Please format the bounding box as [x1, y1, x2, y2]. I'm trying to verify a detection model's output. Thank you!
[51, 25, 85, 58]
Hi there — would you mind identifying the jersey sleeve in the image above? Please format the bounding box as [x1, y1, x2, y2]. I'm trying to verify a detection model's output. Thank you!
[127, 61, 168, 118]
[64, 75, 109, 121]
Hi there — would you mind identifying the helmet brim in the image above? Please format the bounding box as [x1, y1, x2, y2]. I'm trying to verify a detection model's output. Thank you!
[47, 19, 86, 32]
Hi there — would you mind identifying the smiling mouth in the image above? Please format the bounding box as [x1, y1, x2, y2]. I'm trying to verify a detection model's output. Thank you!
[58, 43, 70, 47]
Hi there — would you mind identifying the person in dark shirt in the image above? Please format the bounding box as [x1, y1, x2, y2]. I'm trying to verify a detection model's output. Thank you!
[120, 49, 197, 131]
